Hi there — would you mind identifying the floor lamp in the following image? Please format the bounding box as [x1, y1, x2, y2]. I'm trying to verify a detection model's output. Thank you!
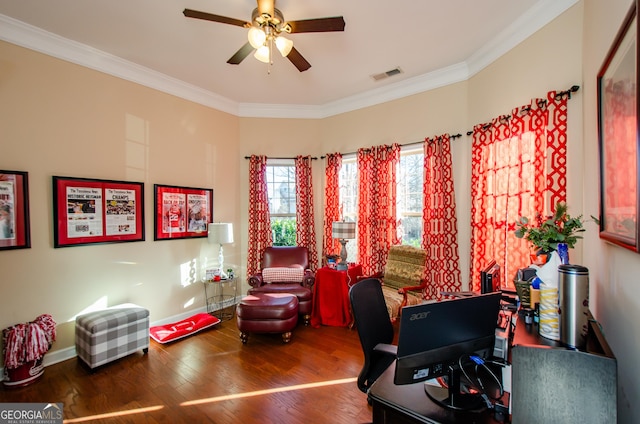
[208, 223, 234, 279]
[332, 221, 356, 271]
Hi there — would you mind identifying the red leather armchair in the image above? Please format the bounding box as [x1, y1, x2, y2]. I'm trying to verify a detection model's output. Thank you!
[248, 246, 315, 325]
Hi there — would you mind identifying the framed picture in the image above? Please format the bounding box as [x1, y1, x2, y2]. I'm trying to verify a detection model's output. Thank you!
[0, 170, 31, 250]
[153, 184, 213, 240]
[53, 176, 145, 247]
[597, 2, 640, 252]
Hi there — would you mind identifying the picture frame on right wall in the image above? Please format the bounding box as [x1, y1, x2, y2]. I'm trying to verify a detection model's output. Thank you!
[597, 2, 640, 252]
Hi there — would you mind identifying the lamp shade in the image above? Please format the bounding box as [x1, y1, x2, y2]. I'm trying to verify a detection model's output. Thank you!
[247, 26, 266, 49]
[254, 45, 270, 63]
[275, 36, 293, 57]
[332, 221, 356, 240]
[208, 223, 234, 245]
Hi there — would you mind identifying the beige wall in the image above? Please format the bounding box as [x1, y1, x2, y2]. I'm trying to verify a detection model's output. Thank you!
[2, 1, 639, 420]
[0, 41, 241, 356]
[320, 83, 472, 280]
[583, 0, 639, 422]
[236, 117, 325, 295]
[468, 1, 585, 231]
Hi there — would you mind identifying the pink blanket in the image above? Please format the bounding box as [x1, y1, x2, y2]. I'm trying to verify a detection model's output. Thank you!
[149, 313, 220, 344]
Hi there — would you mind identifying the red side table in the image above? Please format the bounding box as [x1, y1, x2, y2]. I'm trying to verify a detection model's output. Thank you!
[310, 264, 362, 328]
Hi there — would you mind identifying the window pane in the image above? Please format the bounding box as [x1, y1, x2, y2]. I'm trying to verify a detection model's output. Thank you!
[399, 216, 422, 247]
[266, 164, 296, 246]
[339, 160, 358, 221]
[271, 216, 296, 246]
[339, 158, 358, 262]
[267, 165, 296, 216]
[398, 150, 424, 245]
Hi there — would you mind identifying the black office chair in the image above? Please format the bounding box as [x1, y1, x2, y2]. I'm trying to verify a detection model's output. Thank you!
[349, 278, 398, 394]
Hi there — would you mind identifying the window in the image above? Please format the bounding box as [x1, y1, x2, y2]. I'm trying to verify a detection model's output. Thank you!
[338, 147, 424, 252]
[266, 163, 296, 246]
[339, 158, 358, 261]
[339, 159, 358, 222]
[397, 148, 424, 247]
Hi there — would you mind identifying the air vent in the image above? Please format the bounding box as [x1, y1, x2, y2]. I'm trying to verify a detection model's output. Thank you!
[371, 67, 403, 81]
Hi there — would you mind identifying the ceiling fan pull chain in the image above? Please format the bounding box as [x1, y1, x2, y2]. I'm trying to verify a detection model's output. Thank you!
[268, 37, 273, 75]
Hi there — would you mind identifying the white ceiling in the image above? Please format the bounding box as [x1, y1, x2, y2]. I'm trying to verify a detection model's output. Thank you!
[0, 0, 578, 118]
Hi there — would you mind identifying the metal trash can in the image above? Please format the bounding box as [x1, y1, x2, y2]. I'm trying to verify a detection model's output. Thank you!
[558, 264, 590, 349]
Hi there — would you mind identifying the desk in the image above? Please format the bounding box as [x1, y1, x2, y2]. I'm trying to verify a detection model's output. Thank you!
[310, 264, 362, 328]
[510, 311, 617, 423]
[368, 362, 506, 424]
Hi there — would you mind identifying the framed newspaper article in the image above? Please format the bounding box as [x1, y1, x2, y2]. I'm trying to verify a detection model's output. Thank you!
[153, 184, 213, 241]
[53, 176, 145, 247]
[0, 170, 31, 251]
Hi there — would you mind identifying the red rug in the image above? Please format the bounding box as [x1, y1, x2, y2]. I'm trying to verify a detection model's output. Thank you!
[149, 313, 220, 344]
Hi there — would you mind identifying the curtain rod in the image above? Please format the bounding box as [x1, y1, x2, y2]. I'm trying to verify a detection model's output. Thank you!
[249, 84, 580, 161]
[325, 84, 580, 154]
[321, 134, 464, 159]
[465, 84, 580, 136]
[244, 156, 318, 160]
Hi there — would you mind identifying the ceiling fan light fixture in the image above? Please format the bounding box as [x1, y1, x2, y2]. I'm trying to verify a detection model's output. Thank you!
[275, 36, 293, 57]
[183, 4, 345, 72]
[248, 26, 267, 49]
[254, 45, 271, 63]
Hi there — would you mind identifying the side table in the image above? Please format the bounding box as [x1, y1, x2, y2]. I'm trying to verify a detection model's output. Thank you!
[203, 277, 238, 322]
[310, 264, 362, 328]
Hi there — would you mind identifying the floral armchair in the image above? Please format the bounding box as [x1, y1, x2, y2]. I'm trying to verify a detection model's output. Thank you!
[248, 246, 315, 325]
[363, 245, 429, 322]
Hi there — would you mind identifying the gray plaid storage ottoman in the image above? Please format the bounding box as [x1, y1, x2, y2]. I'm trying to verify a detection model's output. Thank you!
[75, 304, 149, 369]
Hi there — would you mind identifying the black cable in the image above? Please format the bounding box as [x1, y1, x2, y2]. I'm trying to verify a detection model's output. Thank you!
[458, 354, 504, 401]
[474, 359, 504, 401]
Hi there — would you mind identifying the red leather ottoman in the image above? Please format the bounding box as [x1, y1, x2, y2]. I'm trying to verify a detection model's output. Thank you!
[248, 284, 312, 326]
[236, 293, 299, 344]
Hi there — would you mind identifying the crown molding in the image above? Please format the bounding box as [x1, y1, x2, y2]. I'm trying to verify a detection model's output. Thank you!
[466, 0, 580, 77]
[0, 14, 239, 116]
[0, 0, 578, 119]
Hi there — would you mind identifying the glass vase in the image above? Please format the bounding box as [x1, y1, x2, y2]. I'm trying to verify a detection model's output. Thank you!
[557, 242, 569, 264]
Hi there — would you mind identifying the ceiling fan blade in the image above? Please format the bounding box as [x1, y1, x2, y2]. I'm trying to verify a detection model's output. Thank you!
[287, 47, 311, 72]
[287, 16, 345, 33]
[256, 0, 275, 17]
[227, 42, 255, 65]
[183, 9, 249, 28]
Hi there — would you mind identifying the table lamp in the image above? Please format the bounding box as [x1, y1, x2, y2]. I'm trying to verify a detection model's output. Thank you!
[208, 222, 234, 279]
[332, 221, 356, 271]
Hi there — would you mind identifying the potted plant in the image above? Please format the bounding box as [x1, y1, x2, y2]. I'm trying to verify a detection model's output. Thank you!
[514, 202, 594, 263]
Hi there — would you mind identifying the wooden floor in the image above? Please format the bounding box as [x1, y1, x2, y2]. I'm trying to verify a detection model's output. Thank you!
[0, 317, 378, 424]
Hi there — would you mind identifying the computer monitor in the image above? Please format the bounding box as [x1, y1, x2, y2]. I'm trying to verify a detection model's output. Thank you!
[394, 292, 502, 412]
[480, 260, 501, 293]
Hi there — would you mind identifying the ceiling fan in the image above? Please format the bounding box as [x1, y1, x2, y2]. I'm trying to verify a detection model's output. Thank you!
[183, 0, 345, 72]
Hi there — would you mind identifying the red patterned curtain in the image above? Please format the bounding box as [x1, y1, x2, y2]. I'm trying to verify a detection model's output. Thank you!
[323, 153, 343, 261]
[601, 79, 637, 237]
[422, 134, 462, 300]
[295, 155, 318, 271]
[357, 144, 401, 275]
[469, 92, 568, 290]
[247, 155, 272, 277]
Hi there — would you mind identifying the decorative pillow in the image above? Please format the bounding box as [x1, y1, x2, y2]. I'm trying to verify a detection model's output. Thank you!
[262, 267, 304, 283]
